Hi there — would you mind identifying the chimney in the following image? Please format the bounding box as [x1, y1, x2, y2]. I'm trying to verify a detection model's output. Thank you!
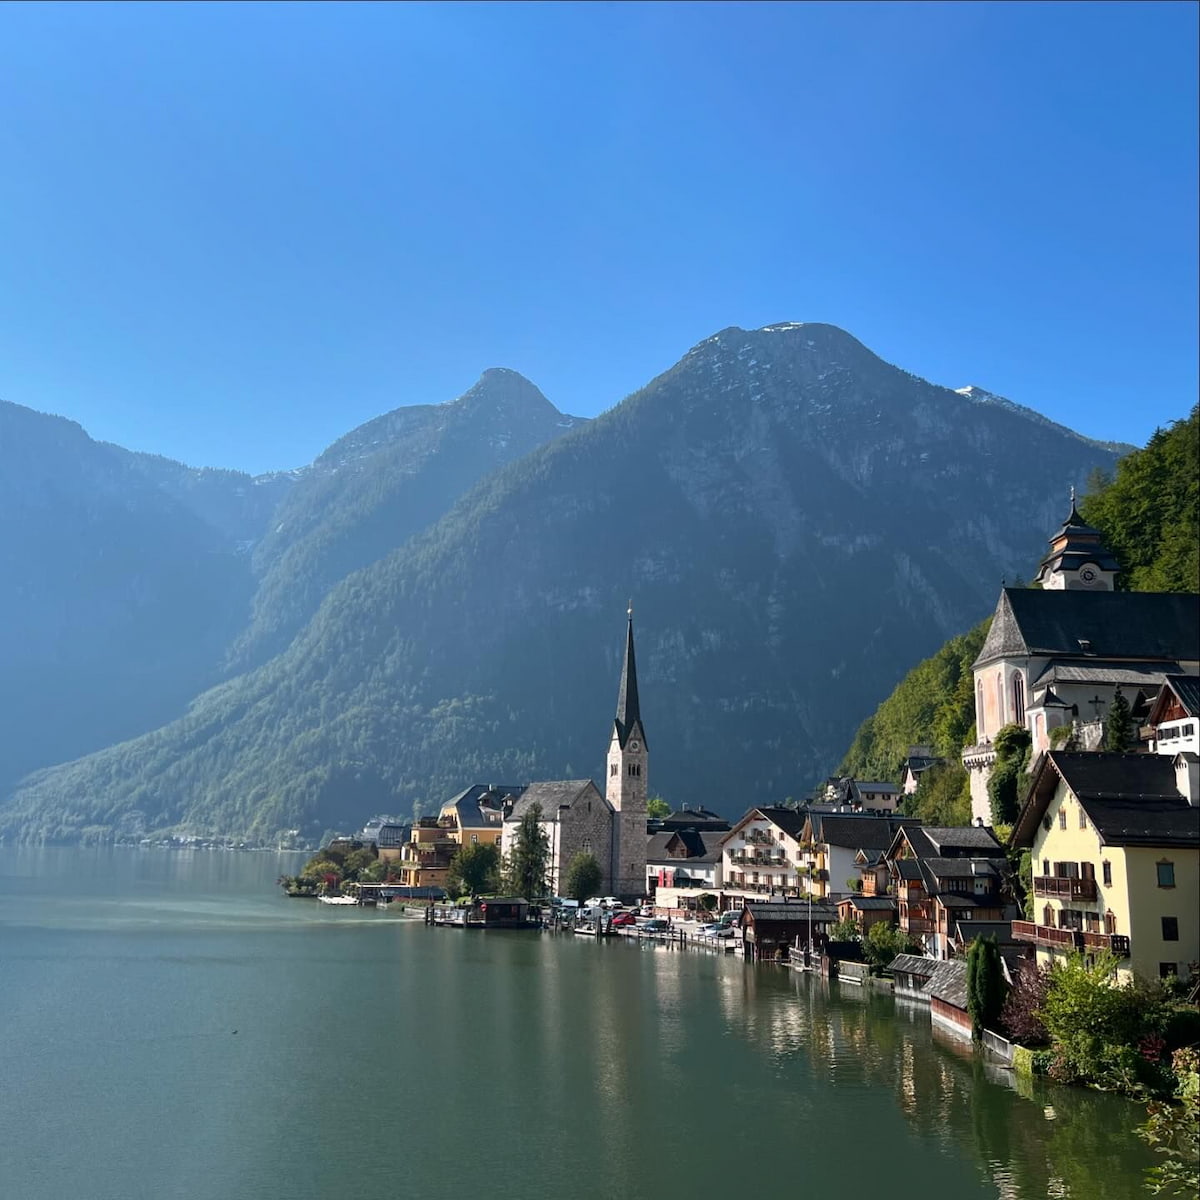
[974, 817, 984, 827]
[1176, 753, 1200, 806]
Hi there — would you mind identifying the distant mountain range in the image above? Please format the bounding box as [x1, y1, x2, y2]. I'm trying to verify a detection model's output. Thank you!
[0, 323, 1130, 842]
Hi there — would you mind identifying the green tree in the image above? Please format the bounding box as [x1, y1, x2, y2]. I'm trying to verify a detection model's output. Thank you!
[1104, 686, 1133, 752]
[505, 803, 550, 899]
[907, 762, 972, 826]
[445, 841, 501, 898]
[645, 796, 670, 820]
[1080, 405, 1199, 594]
[864, 920, 913, 970]
[965, 934, 1007, 1040]
[829, 916, 861, 944]
[988, 723, 1032, 825]
[562, 851, 603, 902]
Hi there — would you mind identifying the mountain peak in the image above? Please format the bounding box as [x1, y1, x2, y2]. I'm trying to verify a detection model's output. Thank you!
[449, 368, 560, 417]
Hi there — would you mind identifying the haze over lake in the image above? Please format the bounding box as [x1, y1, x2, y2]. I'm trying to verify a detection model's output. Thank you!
[0, 848, 1155, 1200]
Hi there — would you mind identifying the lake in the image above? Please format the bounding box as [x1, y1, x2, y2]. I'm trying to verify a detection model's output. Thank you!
[0, 847, 1153, 1199]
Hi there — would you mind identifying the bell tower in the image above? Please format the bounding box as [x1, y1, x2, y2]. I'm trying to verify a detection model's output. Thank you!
[607, 605, 648, 901]
[1035, 489, 1120, 591]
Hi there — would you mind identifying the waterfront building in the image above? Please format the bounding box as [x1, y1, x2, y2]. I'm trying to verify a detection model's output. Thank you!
[1009, 750, 1200, 983]
[646, 828, 723, 896]
[961, 499, 1199, 824]
[720, 806, 809, 899]
[883, 824, 1012, 960]
[502, 780, 612, 897]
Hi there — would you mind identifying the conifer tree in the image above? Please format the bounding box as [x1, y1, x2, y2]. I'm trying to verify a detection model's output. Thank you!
[505, 803, 550, 899]
[1105, 686, 1133, 752]
[966, 934, 1007, 1040]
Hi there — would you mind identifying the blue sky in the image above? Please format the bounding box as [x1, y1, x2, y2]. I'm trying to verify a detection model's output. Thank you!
[1, 1, 1196, 473]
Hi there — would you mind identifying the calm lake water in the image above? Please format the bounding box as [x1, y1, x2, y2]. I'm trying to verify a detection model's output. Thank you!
[0, 847, 1154, 1200]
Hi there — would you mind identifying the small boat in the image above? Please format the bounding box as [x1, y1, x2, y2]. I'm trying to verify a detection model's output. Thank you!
[318, 894, 359, 906]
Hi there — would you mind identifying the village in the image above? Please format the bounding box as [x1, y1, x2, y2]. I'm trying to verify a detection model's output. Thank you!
[289, 500, 1199, 1064]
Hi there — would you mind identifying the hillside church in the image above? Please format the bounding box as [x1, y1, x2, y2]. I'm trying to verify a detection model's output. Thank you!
[500, 610, 649, 901]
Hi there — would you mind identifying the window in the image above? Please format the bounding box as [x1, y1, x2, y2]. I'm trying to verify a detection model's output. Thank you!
[1078, 808, 1087, 829]
[1058, 809, 1067, 830]
[1043, 859, 1050, 877]
[1162, 917, 1179, 942]
[1157, 861, 1176, 888]
[582, 839, 591, 856]
[1160, 963, 1179, 979]
[610, 764, 618, 777]
[1102, 861, 1112, 886]
[1013, 674, 1025, 726]
[471, 834, 479, 844]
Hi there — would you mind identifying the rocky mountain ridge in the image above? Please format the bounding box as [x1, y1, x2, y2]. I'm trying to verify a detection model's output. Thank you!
[0, 322, 1130, 843]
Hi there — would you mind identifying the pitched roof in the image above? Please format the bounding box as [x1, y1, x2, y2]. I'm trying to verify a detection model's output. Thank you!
[841, 896, 897, 911]
[613, 614, 646, 750]
[442, 783, 522, 828]
[506, 781, 607, 822]
[975, 588, 1200, 669]
[1013, 752, 1200, 848]
[925, 959, 969, 1008]
[888, 953, 936, 978]
[1032, 661, 1181, 689]
[1148, 676, 1200, 724]
[746, 806, 809, 838]
[807, 813, 918, 851]
[921, 826, 1003, 854]
[646, 829, 723, 864]
[744, 901, 840, 923]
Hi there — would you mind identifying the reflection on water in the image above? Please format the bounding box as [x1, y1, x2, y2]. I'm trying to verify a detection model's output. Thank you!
[1, 848, 1153, 1200]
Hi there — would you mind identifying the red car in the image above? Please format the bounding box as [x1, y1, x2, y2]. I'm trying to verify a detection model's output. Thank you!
[610, 911, 636, 926]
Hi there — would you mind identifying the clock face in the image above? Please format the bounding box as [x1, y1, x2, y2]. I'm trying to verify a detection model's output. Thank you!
[1080, 565, 1098, 585]
[630, 740, 640, 751]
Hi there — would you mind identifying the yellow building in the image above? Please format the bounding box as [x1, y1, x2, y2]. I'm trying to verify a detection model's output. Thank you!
[1010, 750, 1200, 983]
[398, 784, 517, 891]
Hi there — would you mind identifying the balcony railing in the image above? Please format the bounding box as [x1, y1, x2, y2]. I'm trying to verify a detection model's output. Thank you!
[904, 918, 935, 934]
[1034, 875, 1098, 900]
[1083, 931, 1131, 958]
[1012, 921, 1130, 958]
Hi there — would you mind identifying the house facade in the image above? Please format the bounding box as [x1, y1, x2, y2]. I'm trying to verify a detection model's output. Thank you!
[798, 812, 919, 901]
[720, 807, 808, 899]
[1009, 751, 1200, 983]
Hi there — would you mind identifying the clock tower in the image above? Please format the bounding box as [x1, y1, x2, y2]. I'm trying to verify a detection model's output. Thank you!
[606, 607, 648, 901]
[1034, 491, 1120, 591]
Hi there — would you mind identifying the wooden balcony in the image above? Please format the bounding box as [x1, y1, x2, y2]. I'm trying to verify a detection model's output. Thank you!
[1083, 931, 1131, 958]
[1034, 875, 1098, 900]
[904, 918, 935, 934]
[1012, 921, 1131, 958]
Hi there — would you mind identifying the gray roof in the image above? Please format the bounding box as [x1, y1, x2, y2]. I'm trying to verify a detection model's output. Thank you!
[506, 780, 607, 822]
[660, 806, 730, 831]
[975, 588, 1200, 670]
[925, 960, 969, 1008]
[924, 857, 1002, 878]
[744, 901, 840, 924]
[842, 896, 897, 911]
[1032, 661, 1179, 689]
[888, 953, 936, 978]
[443, 783, 522, 828]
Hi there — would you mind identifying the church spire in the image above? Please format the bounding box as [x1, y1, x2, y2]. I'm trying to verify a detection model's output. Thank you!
[614, 605, 643, 748]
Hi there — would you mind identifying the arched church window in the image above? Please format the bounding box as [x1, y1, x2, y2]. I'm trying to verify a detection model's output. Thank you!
[976, 681, 984, 734]
[1013, 675, 1025, 725]
[610, 764, 618, 777]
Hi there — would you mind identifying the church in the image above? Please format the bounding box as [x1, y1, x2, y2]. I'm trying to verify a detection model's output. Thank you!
[963, 498, 1200, 823]
[500, 610, 649, 901]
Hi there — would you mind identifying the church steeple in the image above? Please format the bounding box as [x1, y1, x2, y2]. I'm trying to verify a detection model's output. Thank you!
[614, 605, 647, 750]
[1035, 490, 1120, 591]
[606, 606, 648, 900]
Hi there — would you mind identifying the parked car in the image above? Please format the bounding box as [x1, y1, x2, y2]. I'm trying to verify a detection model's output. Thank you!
[635, 906, 654, 918]
[697, 923, 721, 935]
[611, 912, 636, 927]
[641, 918, 670, 933]
[600, 896, 621, 908]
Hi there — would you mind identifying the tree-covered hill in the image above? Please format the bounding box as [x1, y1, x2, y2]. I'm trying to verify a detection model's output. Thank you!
[1, 323, 1129, 843]
[1080, 405, 1198, 594]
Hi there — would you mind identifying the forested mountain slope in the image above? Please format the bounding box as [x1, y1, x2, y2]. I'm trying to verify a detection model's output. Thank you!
[2, 323, 1128, 842]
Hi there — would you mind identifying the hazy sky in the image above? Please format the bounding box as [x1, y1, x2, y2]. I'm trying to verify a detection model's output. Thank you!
[1, 1, 1196, 474]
